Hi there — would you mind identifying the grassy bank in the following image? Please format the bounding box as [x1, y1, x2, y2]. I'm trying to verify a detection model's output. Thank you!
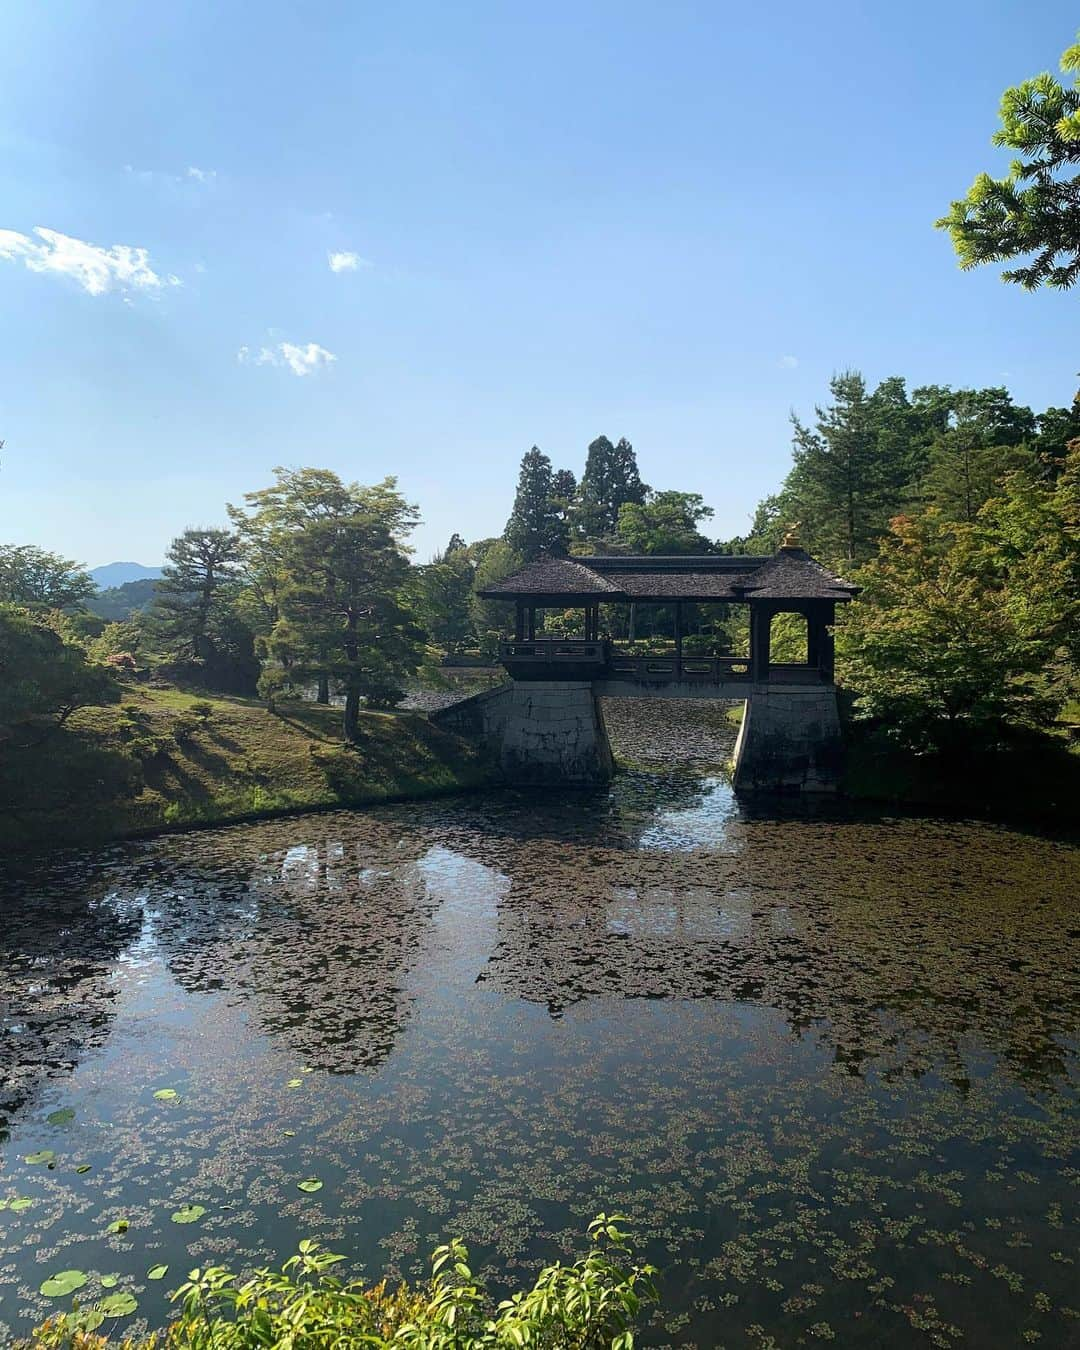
[0, 684, 496, 854]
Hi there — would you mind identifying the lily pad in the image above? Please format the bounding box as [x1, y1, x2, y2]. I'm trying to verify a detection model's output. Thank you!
[40, 1270, 88, 1298]
[171, 1204, 206, 1224]
[153, 1088, 179, 1101]
[297, 1178, 323, 1193]
[10, 1197, 33, 1213]
[98, 1291, 138, 1317]
[105, 1218, 129, 1234]
[75, 1164, 92, 1174]
[147, 1264, 168, 1280]
[24, 1150, 55, 1165]
[286, 1078, 303, 1089]
[283, 1129, 296, 1137]
[46, 1108, 75, 1126]
[100, 1275, 119, 1289]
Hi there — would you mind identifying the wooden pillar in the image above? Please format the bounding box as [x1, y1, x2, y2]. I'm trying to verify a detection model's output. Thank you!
[806, 606, 823, 670]
[527, 606, 537, 640]
[749, 603, 772, 681]
[674, 601, 683, 674]
[629, 602, 637, 641]
[514, 602, 526, 641]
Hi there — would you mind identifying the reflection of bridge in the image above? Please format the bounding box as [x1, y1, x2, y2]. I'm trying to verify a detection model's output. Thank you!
[434, 539, 858, 792]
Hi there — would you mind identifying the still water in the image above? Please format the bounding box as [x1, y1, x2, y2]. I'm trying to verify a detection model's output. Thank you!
[1, 772, 1077, 1346]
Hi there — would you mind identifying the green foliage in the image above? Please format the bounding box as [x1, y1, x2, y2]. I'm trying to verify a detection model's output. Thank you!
[0, 605, 119, 737]
[415, 546, 476, 654]
[24, 1217, 656, 1349]
[0, 545, 96, 610]
[149, 530, 258, 695]
[231, 469, 423, 737]
[837, 468, 1079, 748]
[470, 538, 523, 654]
[574, 436, 648, 543]
[615, 491, 714, 555]
[85, 579, 160, 622]
[937, 33, 1080, 288]
[503, 447, 568, 561]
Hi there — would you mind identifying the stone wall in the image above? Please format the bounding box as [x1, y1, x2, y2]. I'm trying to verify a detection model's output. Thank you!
[731, 683, 843, 793]
[431, 681, 614, 786]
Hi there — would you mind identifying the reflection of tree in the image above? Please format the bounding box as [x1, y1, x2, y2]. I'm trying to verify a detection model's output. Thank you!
[0, 866, 142, 1132]
[142, 819, 440, 1074]
[381, 796, 1078, 1094]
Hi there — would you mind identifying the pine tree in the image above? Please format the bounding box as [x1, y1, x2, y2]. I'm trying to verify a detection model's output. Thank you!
[152, 528, 241, 661]
[503, 447, 568, 560]
[937, 33, 1080, 289]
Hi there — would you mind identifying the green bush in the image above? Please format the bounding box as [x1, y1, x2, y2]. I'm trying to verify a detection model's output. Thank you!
[25, 1216, 656, 1349]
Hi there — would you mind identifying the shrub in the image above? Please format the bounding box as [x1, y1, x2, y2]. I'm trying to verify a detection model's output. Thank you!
[24, 1215, 656, 1349]
[190, 700, 215, 723]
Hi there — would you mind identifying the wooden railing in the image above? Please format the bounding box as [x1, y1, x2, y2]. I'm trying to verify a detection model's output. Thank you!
[606, 653, 752, 683]
[498, 639, 609, 664]
[497, 640, 825, 686]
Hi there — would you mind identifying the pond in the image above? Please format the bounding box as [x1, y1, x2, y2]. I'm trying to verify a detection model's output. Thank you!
[1, 763, 1077, 1346]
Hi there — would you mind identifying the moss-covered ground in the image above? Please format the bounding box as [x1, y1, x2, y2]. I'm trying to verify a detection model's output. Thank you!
[0, 684, 496, 854]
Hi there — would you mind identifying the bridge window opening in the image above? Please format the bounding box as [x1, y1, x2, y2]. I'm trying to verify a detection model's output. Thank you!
[769, 611, 809, 665]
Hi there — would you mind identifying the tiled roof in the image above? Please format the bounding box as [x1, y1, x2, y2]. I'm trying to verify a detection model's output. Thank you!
[733, 549, 858, 600]
[477, 548, 857, 602]
[478, 555, 624, 596]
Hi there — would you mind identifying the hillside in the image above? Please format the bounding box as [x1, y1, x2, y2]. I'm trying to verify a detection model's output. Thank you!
[0, 686, 496, 853]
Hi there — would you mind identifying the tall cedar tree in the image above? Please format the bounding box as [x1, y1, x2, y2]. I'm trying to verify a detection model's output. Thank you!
[269, 475, 423, 740]
[938, 33, 1080, 289]
[503, 447, 568, 560]
[575, 437, 648, 541]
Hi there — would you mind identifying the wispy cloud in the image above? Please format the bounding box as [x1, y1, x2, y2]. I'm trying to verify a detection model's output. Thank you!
[125, 163, 218, 188]
[778, 354, 799, 369]
[238, 340, 337, 377]
[328, 250, 368, 273]
[0, 226, 178, 296]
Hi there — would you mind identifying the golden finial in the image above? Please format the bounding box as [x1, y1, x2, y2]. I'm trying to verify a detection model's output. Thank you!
[780, 522, 802, 550]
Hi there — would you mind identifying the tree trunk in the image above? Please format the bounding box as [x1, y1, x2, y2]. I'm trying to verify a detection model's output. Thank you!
[343, 685, 361, 741]
[316, 674, 330, 704]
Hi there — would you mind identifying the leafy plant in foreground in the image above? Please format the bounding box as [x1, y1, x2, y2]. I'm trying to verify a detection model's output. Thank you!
[25, 1216, 657, 1349]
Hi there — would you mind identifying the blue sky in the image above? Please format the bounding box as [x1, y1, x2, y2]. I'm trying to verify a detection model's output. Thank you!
[1, 1, 1077, 568]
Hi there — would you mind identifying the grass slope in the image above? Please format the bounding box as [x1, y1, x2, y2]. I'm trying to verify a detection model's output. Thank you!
[0, 684, 495, 853]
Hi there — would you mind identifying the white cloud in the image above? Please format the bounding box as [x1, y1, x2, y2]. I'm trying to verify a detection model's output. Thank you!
[328, 250, 368, 273]
[125, 163, 217, 188]
[0, 226, 172, 296]
[239, 340, 337, 376]
[778, 354, 799, 369]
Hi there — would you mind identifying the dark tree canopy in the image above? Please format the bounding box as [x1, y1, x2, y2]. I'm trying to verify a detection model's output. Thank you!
[576, 436, 648, 540]
[503, 447, 568, 561]
[938, 34, 1080, 289]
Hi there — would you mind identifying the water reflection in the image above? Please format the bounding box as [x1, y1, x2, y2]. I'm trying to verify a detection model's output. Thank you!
[0, 771, 1076, 1348]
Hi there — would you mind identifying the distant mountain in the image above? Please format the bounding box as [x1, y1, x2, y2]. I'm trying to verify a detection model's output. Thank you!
[89, 561, 163, 589]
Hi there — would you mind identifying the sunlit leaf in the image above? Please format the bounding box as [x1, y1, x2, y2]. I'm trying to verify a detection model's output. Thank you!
[147, 1264, 168, 1280]
[46, 1109, 75, 1126]
[297, 1178, 323, 1193]
[98, 1291, 138, 1317]
[40, 1270, 88, 1298]
[171, 1204, 206, 1224]
[153, 1088, 180, 1101]
[24, 1150, 55, 1165]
